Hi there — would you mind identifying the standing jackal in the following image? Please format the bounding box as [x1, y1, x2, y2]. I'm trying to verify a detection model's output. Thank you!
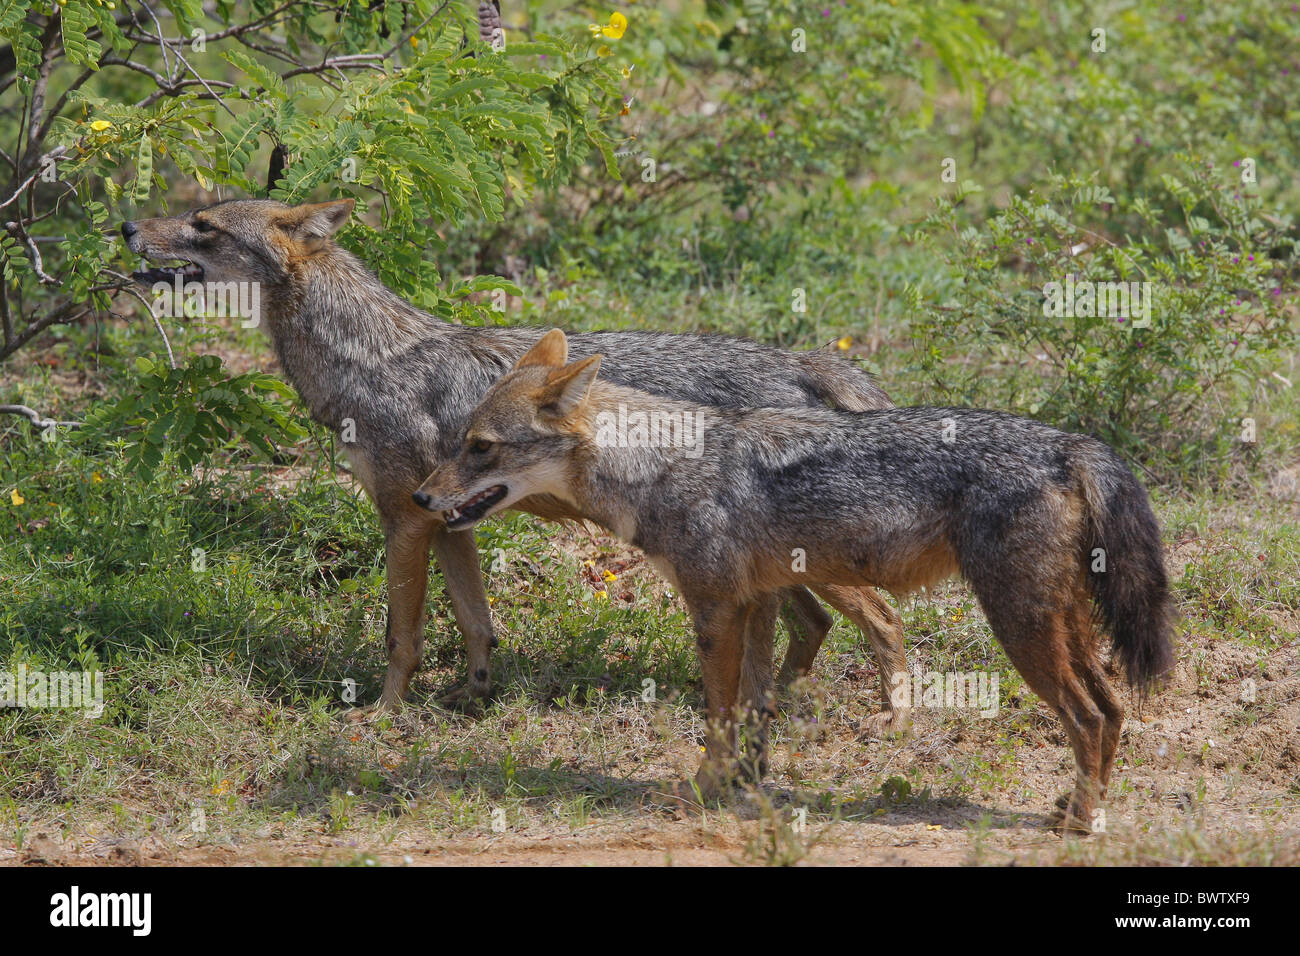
[120, 199, 906, 723]
[414, 330, 1176, 833]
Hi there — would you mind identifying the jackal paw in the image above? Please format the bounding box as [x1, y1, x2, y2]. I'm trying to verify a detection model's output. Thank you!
[648, 778, 709, 812]
[436, 680, 492, 713]
[343, 700, 399, 724]
[858, 707, 911, 739]
[1047, 792, 1095, 836]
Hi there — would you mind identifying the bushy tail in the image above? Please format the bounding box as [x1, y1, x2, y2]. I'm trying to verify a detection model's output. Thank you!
[1076, 446, 1176, 691]
[800, 347, 894, 412]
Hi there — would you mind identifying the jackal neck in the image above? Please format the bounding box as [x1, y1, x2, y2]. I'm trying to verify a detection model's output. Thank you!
[265, 244, 444, 427]
[568, 384, 714, 541]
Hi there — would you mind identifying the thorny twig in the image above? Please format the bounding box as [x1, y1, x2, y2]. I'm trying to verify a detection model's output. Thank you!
[101, 269, 177, 369]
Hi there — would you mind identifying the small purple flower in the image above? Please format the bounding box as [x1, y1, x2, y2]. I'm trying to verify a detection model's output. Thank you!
[1026, 238, 1033, 245]
[821, 8, 831, 16]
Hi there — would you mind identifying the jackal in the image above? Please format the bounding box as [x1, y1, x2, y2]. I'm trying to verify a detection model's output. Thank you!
[414, 330, 1176, 833]
[120, 199, 906, 724]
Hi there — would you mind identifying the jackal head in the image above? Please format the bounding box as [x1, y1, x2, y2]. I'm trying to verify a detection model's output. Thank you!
[120, 198, 354, 288]
[413, 329, 601, 530]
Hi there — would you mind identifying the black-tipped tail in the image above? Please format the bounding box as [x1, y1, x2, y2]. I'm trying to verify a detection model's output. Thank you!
[1083, 457, 1176, 691]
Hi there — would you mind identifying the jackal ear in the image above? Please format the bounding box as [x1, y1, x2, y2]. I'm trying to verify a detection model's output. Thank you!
[515, 328, 568, 370]
[280, 199, 354, 241]
[538, 355, 602, 418]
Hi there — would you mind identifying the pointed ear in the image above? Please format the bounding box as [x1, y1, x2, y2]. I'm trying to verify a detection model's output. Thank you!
[281, 199, 354, 241]
[514, 329, 568, 370]
[538, 355, 602, 418]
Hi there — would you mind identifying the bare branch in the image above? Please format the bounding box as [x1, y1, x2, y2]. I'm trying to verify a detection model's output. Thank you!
[0, 303, 88, 363]
[0, 404, 82, 431]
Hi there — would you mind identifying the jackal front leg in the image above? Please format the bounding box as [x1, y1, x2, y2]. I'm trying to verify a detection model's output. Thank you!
[377, 516, 437, 710]
[738, 594, 780, 784]
[682, 595, 748, 802]
[431, 524, 497, 707]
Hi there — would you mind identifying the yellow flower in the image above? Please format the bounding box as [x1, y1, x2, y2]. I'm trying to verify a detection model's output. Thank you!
[583, 559, 595, 567]
[91, 472, 104, 483]
[602, 569, 617, 582]
[89, 120, 113, 132]
[836, 336, 852, 351]
[10, 489, 23, 506]
[602, 12, 628, 39]
[597, 45, 611, 57]
[594, 589, 608, 600]
[410, 35, 418, 48]
[622, 65, 634, 78]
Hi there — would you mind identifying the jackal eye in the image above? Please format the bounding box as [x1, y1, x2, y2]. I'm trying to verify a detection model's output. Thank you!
[192, 219, 213, 233]
[469, 438, 494, 455]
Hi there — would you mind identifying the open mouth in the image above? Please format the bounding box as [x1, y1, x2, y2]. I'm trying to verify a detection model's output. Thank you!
[131, 260, 205, 285]
[443, 484, 508, 528]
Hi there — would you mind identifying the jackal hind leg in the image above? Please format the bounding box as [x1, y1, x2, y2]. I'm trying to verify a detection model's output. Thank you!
[1072, 589, 1125, 801]
[812, 584, 909, 736]
[775, 587, 832, 691]
[978, 587, 1107, 836]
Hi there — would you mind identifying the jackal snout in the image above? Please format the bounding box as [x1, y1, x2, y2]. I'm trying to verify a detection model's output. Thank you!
[120, 198, 354, 290]
[411, 330, 602, 531]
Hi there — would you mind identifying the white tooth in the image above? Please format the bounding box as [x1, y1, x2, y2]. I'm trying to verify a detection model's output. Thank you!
[449, 509, 460, 519]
